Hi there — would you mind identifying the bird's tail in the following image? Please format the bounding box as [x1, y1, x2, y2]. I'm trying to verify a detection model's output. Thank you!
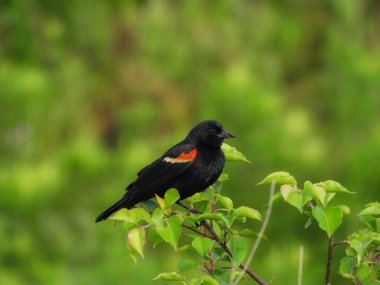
[95, 198, 127, 223]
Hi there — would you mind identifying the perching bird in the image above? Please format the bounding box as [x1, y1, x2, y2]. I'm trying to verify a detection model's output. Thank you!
[95, 120, 235, 222]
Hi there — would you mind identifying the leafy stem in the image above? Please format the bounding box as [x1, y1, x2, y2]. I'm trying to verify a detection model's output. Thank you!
[200, 220, 268, 285]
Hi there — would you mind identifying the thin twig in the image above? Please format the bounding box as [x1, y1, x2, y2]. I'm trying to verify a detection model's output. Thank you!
[325, 236, 334, 285]
[333, 240, 350, 247]
[182, 224, 214, 239]
[298, 245, 304, 285]
[232, 180, 275, 285]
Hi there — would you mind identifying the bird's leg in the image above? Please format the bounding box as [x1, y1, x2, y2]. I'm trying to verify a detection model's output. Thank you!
[176, 201, 202, 227]
[176, 201, 199, 214]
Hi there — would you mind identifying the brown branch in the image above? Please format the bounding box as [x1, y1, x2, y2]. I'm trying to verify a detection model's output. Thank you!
[325, 239, 350, 284]
[333, 240, 350, 247]
[325, 236, 334, 285]
[201, 221, 268, 285]
[182, 224, 214, 239]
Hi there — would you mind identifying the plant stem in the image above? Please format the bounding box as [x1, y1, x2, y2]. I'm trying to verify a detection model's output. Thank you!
[232, 180, 275, 285]
[333, 240, 349, 247]
[325, 236, 334, 285]
[181, 224, 213, 239]
[201, 221, 268, 285]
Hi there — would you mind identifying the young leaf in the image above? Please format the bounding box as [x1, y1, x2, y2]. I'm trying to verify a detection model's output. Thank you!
[153, 272, 186, 282]
[316, 180, 354, 193]
[237, 229, 268, 241]
[233, 206, 262, 221]
[199, 275, 220, 285]
[324, 193, 336, 206]
[339, 205, 351, 215]
[148, 226, 163, 248]
[155, 194, 166, 210]
[339, 256, 356, 280]
[305, 182, 326, 206]
[127, 227, 145, 257]
[152, 208, 164, 227]
[215, 194, 233, 211]
[358, 203, 380, 216]
[109, 209, 130, 221]
[312, 206, 343, 237]
[357, 264, 373, 282]
[110, 208, 152, 224]
[165, 189, 180, 206]
[280, 184, 296, 201]
[257, 171, 296, 185]
[217, 173, 229, 182]
[221, 143, 251, 163]
[192, 237, 213, 257]
[304, 217, 312, 228]
[228, 236, 248, 264]
[157, 216, 182, 250]
[286, 190, 312, 213]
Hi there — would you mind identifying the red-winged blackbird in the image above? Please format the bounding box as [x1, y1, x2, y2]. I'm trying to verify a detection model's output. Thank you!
[95, 120, 235, 223]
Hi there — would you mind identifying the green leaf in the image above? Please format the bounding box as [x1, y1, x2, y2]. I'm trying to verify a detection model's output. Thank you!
[155, 194, 166, 210]
[178, 244, 197, 253]
[153, 272, 186, 282]
[157, 216, 182, 250]
[237, 229, 268, 241]
[192, 237, 213, 257]
[339, 205, 351, 215]
[187, 192, 211, 204]
[229, 236, 247, 264]
[110, 208, 152, 224]
[177, 259, 197, 273]
[304, 217, 312, 228]
[165, 189, 180, 206]
[316, 180, 354, 193]
[233, 206, 262, 221]
[215, 194, 233, 211]
[324, 193, 336, 206]
[221, 143, 251, 163]
[152, 208, 164, 226]
[257, 171, 296, 185]
[339, 256, 356, 280]
[127, 228, 145, 257]
[199, 275, 220, 285]
[280, 184, 296, 201]
[312, 206, 343, 237]
[357, 264, 373, 282]
[217, 173, 229, 182]
[304, 181, 326, 206]
[148, 226, 163, 248]
[358, 203, 380, 216]
[286, 190, 312, 213]
[189, 278, 201, 285]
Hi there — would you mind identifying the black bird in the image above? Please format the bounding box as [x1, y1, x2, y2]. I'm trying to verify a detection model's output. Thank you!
[95, 120, 235, 222]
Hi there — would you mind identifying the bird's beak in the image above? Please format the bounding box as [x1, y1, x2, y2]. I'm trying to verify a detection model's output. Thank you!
[219, 129, 236, 139]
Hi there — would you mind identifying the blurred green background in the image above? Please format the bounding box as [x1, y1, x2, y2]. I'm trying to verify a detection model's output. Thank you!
[1, 1, 380, 284]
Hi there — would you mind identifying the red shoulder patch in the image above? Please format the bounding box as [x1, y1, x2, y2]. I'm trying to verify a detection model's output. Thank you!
[163, 149, 197, 164]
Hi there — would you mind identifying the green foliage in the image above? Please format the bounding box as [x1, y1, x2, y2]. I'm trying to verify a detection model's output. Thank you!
[109, 148, 261, 284]
[273, 172, 352, 237]
[271, 171, 380, 284]
[338, 203, 380, 284]
[312, 206, 343, 238]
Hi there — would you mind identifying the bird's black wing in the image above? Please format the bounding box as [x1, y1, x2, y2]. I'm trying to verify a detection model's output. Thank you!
[124, 144, 198, 206]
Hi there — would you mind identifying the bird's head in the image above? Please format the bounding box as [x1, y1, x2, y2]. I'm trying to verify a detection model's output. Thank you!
[186, 120, 236, 147]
